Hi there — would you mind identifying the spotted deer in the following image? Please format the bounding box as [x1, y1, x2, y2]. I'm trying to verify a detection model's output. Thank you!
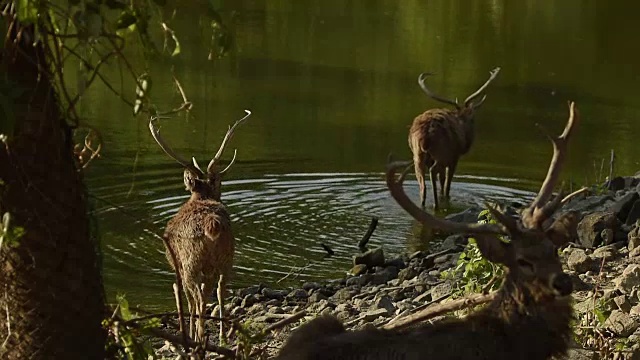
[148, 110, 251, 343]
[276, 102, 581, 360]
[409, 67, 501, 210]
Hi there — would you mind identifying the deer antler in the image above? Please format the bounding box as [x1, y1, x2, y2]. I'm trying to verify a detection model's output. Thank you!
[206, 110, 252, 174]
[463, 67, 501, 106]
[385, 156, 506, 235]
[418, 73, 460, 109]
[521, 101, 579, 229]
[149, 116, 203, 176]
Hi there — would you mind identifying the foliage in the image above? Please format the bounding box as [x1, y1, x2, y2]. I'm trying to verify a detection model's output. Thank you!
[104, 294, 159, 360]
[0, 212, 25, 249]
[441, 208, 506, 298]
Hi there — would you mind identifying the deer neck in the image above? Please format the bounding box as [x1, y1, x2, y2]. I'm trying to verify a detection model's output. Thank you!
[189, 191, 220, 203]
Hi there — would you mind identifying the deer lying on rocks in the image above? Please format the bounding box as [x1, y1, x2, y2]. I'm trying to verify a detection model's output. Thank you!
[149, 110, 251, 343]
[276, 102, 581, 360]
[409, 67, 501, 210]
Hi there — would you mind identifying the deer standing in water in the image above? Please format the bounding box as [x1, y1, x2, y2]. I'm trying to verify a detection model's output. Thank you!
[149, 110, 251, 343]
[276, 102, 581, 360]
[409, 67, 501, 210]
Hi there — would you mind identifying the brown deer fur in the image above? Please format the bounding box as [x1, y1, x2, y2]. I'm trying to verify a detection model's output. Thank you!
[149, 110, 251, 343]
[276, 102, 581, 360]
[410, 67, 500, 210]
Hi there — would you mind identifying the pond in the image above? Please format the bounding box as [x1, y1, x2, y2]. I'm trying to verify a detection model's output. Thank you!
[80, 0, 640, 309]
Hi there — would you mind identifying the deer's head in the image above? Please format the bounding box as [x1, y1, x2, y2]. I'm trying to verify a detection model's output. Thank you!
[149, 110, 252, 202]
[388, 102, 583, 300]
[418, 67, 501, 121]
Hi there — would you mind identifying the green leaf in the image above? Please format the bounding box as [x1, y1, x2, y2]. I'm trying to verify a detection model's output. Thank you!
[17, 0, 39, 24]
[116, 11, 137, 30]
[116, 294, 132, 321]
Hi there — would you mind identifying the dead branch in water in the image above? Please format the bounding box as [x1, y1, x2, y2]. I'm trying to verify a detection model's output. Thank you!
[358, 216, 379, 251]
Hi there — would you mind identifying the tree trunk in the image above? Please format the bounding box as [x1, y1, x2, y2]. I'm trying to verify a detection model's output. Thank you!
[0, 13, 105, 360]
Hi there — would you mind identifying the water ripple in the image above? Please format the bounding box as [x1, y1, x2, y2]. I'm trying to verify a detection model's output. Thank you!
[95, 171, 534, 309]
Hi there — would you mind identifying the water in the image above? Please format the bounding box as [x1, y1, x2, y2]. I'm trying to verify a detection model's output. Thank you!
[79, 0, 640, 309]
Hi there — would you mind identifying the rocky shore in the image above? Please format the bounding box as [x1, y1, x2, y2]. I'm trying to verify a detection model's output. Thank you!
[157, 174, 640, 359]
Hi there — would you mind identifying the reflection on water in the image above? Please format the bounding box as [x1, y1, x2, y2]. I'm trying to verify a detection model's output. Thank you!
[94, 167, 533, 309]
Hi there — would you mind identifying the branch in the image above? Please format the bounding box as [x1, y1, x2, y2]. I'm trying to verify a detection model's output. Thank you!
[382, 292, 496, 330]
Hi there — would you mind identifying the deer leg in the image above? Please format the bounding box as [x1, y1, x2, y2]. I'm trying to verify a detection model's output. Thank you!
[438, 167, 446, 196]
[413, 153, 427, 208]
[185, 290, 196, 341]
[429, 162, 440, 210]
[444, 161, 457, 199]
[216, 275, 226, 345]
[195, 282, 207, 344]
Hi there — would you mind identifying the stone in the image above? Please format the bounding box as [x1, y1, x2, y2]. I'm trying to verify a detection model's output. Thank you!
[262, 287, 287, 299]
[346, 274, 371, 287]
[609, 177, 627, 191]
[361, 308, 390, 322]
[441, 234, 468, 250]
[409, 251, 424, 260]
[563, 194, 614, 214]
[615, 264, 640, 294]
[434, 254, 451, 265]
[350, 264, 368, 276]
[629, 236, 640, 251]
[604, 310, 639, 336]
[567, 249, 595, 273]
[630, 304, 640, 316]
[373, 295, 396, 315]
[398, 267, 418, 283]
[308, 292, 328, 303]
[238, 284, 262, 298]
[612, 191, 640, 221]
[369, 266, 399, 285]
[444, 207, 481, 223]
[592, 244, 618, 259]
[626, 200, 640, 226]
[630, 247, 640, 258]
[565, 348, 597, 360]
[302, 282, 321, 291]
[354, 247, 385, 268]
[614, 295, 632, 312]
[308, 299, 332, 313]
[287, 288, 308, 300]
[577, 212, 618, 248]
[241, 294, 260, 308]
[264, 299, 282, 307]
[430, 282, 453, 300]
[331, 288, 359, 302]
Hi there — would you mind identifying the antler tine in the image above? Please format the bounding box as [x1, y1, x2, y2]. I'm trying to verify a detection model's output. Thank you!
[463, 67, 501, 106]
[418, 73, 460, 109]
[207, 110, 252, 174]
[149, 116, 203, 175]
[218, 149, 238, 174]
[523, 101, 579, 228]
[386, 155, 505, 235]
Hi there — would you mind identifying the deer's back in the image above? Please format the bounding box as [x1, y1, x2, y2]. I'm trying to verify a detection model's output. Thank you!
[409, 108, 473, 164]
[163, 199, 234, 280]
[276, 311, 568, 360]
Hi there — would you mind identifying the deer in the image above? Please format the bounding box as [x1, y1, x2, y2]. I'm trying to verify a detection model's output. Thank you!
[409, 67, 501, 210]
[148, 109, 251, 344]
[276, 102, 581, 360]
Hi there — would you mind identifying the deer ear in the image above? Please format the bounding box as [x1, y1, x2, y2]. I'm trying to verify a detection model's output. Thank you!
[545, 211, 580, 247]
[474, 234, 511, 264]
[183, 169, 197, 191]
